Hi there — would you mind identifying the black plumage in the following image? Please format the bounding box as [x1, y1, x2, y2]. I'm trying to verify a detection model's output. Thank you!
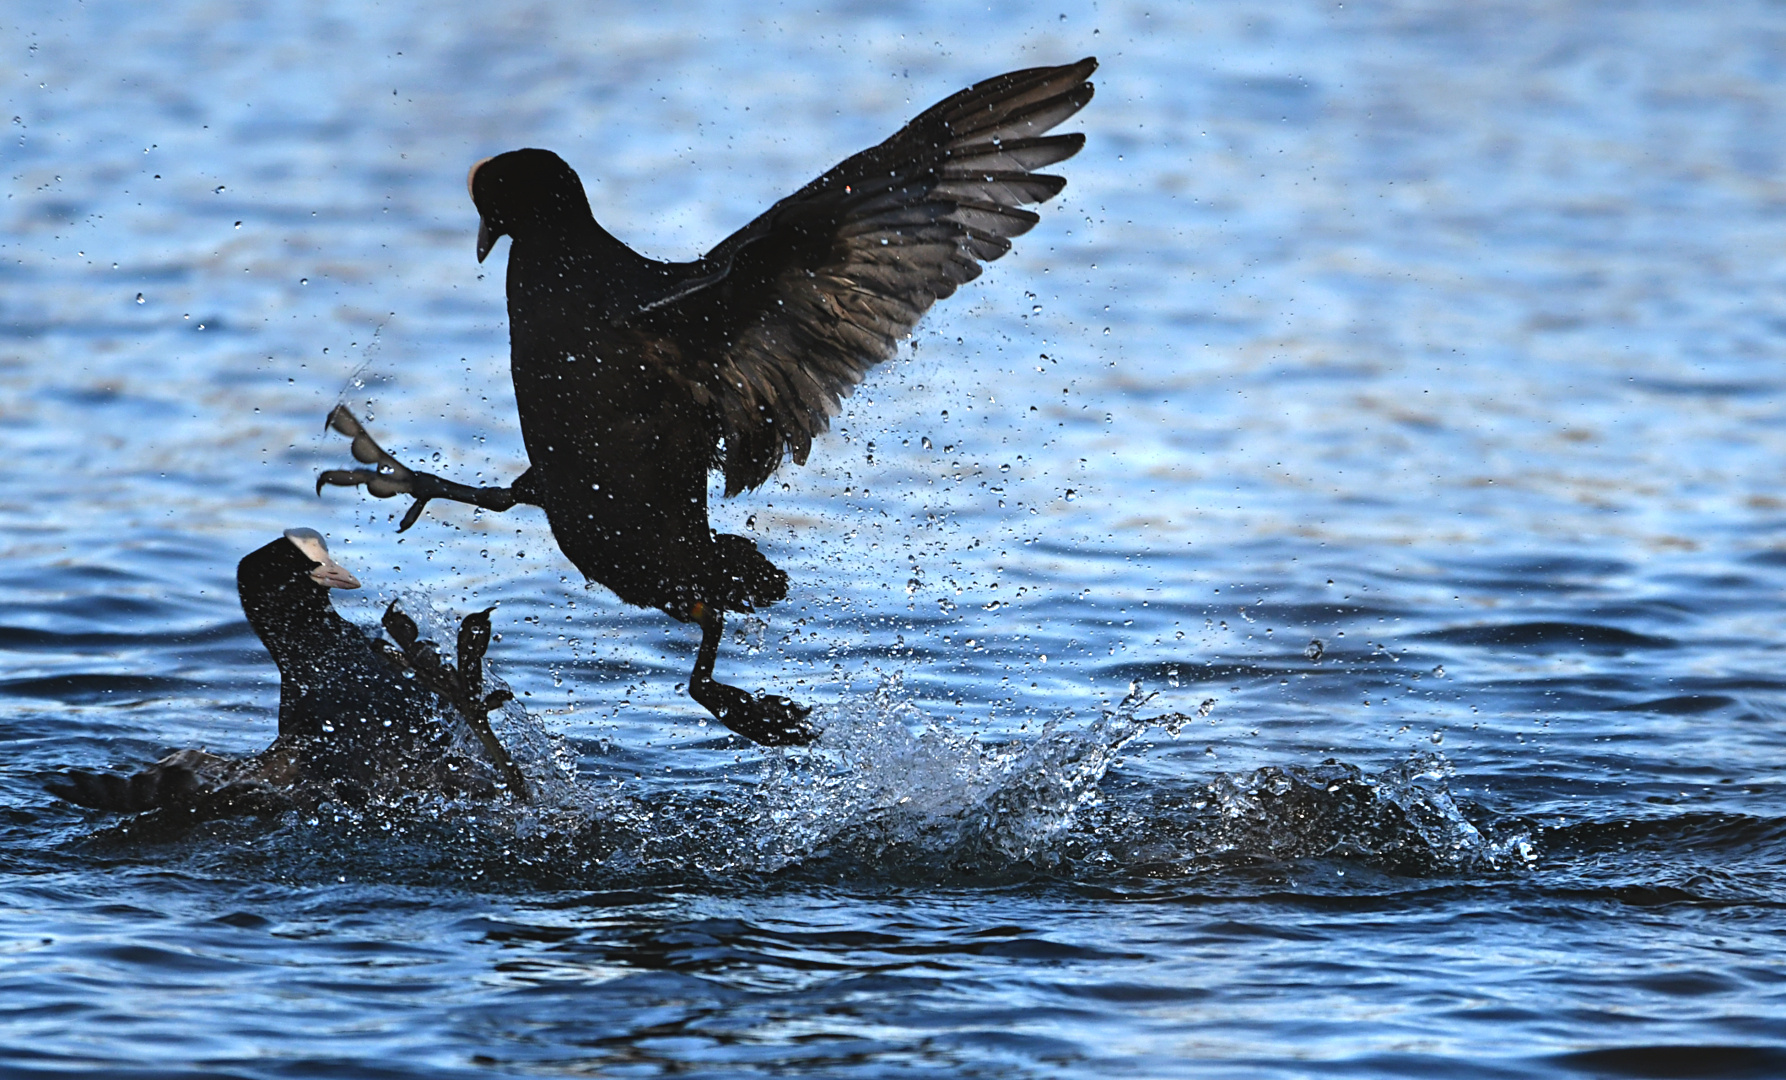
[46, 529, 526, 816]
[240, 530, 446, 781]
[320, 59, 1097, 744]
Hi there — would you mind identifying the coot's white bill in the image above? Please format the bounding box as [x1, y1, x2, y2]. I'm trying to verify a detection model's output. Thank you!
[281, 527, 361, 589]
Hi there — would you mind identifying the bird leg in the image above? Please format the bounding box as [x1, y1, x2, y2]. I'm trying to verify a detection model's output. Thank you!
[452, 607, 528, 800]
[380, 602, 530, 801]
[688, 606, 818, 746]
[316, 406, 532, 532]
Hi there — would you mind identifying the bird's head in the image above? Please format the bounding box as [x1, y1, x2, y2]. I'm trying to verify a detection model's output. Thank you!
[237, 528, 360, 661]
[467, 148, 590, 262]
[279, 527, 361, 590]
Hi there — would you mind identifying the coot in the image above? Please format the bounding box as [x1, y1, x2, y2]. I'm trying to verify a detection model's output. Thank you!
[46, 529, 527, 815]
[320, 59, 1097, 746]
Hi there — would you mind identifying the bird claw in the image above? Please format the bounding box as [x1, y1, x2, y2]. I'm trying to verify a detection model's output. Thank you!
[741, 694, 819, 746]
[316, 406, 432, 531]
[379, 601, 530, 801]
[695, 680, 818, 746]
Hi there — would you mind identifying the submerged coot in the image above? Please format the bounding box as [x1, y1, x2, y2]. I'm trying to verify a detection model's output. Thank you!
[46, 529, 527, 815]
[320, 59, 1097, 745]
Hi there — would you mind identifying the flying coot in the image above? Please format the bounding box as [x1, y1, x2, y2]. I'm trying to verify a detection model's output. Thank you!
[45, 528, 528, 816]
[319, 59, 1097, 746]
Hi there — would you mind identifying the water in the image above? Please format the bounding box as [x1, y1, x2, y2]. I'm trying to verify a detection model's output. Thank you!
[4, 0, 1786, 1075]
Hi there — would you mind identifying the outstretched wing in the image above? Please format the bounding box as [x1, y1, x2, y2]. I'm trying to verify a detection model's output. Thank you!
[641, 58, 1096, 496]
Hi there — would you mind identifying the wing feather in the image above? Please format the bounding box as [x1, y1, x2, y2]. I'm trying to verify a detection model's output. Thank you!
[946, 134, 1086, 173]
[641, 58, 1095, 494]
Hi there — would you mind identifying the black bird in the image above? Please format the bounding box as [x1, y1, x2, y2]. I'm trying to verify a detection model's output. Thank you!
[46, 529, 527, 815]
[320, 58, 1097, 746]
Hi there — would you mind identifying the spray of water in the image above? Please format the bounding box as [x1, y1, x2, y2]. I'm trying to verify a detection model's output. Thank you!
[736, 678, 1161, 875]
[73, 590, 1534, 884]
[1189, 752, 1536, 872]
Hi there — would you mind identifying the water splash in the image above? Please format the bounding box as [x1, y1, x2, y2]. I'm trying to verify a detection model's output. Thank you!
[524, 684, 1530, 881]
[743, 678, 1163, 876]
[60, 650, 1533, 886]
[1187, 752, 1535, 872]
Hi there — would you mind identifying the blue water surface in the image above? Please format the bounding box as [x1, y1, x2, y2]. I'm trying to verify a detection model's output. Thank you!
[4, 1, 1786, 1077]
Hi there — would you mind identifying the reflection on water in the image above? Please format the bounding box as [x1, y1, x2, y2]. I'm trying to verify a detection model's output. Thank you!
[5, 0, 1786, 1076]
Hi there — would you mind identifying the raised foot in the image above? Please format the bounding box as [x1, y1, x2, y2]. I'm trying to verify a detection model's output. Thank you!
[693, 680, 818, 747]
[318, 407, 522, 531]
[378, 602, 529, 801]
[316, 406, 432, 531]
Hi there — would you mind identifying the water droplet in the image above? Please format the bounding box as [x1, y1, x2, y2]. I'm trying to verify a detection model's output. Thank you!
[299, 277, 308, 285]
[1304, 638, 1325, 662]
[214, 185, 225, 194]
[1431, 665, 1444, 677]
[1031, 304, 1042, 314]
[1431, 731, 1443, 745]
[134, 293, 144, 304]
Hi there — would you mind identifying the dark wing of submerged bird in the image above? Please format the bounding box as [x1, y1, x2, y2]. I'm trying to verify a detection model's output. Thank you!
[45, 755, 205, 813]
[43, 748, 293, 817]
[635, 57, 1096, 496]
